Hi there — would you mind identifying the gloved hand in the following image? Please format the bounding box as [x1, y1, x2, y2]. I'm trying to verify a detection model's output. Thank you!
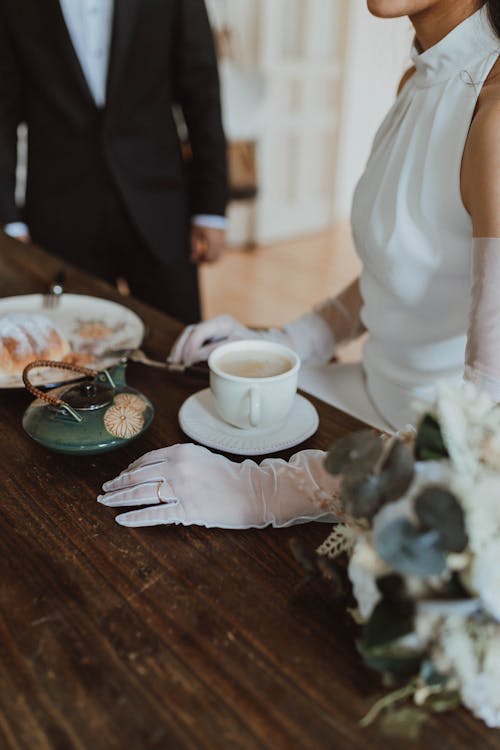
[168, 312, 336, 368]
[98, 443, 342, 529]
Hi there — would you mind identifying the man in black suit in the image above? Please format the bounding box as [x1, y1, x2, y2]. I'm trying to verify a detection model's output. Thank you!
[0, 0, 228, 323]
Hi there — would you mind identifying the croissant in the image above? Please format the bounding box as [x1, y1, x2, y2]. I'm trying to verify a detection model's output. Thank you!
[0, 313, 70, 374]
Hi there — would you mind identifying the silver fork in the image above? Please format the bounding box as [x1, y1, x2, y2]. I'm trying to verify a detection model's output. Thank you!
[100, 347, 209, 378]
[44, 270, 66, 309]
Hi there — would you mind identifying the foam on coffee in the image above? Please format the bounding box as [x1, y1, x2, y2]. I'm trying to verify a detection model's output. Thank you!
[216, 351, 293, 378]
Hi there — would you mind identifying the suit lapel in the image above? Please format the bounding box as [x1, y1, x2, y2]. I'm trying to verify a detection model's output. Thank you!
[105, 0, 143, 105]
[46, 0, 97, 110]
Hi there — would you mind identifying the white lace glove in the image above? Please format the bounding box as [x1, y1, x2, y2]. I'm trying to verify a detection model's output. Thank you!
[98, 443, 342, 529]
[465, 238, 500, 401]
[168, 313, 336, 368]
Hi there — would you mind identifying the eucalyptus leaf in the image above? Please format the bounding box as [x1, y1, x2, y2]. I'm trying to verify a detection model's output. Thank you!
[420, 660, 449, 687]
[380, 440, 415, 503]
[380, 707, 429, 740]
[325, 430, 383, 476]
[342, 473, 384, 519]
[338, 438, 414, 520]
[376, 574, 409, 609]
[358, 642, 423, 680]
[442, 572, 470, 599]
[415, 414, 449, 461]
[415, 486, 468, 553]
[362, 599, 414, 650]
[374, 519, 447, 576]
[422, 691, 461, 713]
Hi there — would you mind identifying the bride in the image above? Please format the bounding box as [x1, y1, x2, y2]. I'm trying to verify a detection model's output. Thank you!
[99, 0, 500, 529]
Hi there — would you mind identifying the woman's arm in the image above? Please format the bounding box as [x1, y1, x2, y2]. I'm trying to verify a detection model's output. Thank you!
[461, 59, 500, 398]
[169, 276, 365, 368]
[461, 59, 500, 236]
[313, 277, 365, 348]
[98, 444, 342, 529]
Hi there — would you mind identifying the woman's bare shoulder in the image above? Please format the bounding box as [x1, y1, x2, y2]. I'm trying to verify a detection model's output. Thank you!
[479, 55, 500, 103]
[462, 58, 500, 236]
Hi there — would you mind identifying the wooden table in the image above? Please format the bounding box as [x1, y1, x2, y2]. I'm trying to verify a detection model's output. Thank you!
[0, 235, 498, 750]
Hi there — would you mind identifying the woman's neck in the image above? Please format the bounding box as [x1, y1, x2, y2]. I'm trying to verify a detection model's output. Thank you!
[411, 0, 484, 51]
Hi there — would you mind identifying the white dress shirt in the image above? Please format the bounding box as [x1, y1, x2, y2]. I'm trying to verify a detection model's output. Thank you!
[4, 0, 226, 238]
[59, 0, 113, 108]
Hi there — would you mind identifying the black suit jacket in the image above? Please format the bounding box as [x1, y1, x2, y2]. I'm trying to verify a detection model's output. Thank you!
[0, 0, 228, 262]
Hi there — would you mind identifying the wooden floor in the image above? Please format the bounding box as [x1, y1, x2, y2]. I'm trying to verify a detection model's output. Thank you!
[200, 221, 361, 327]
[200, 221, 363, 361]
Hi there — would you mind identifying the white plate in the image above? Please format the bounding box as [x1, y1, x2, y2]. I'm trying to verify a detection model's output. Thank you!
[179, 388, 319, 456]
[0, 293, 145, 388]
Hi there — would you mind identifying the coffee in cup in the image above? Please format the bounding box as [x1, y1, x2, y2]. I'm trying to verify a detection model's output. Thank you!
[216, 351, 293, 379]
[208, 340, 300, 430]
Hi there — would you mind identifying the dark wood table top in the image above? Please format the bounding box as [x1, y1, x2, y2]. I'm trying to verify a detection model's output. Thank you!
[0, 235, 499, 750]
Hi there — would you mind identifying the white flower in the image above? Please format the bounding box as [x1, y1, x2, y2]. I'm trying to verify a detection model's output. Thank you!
[457, 470, 500, 553]
[435, 382, 478, 477]
[433, 381, 500, 477]
[435, 618, 478, 685]
[481, 432, 500, 471]
[461, 636, 500, 728]
[462, 674, 500, 727]
[347, 535, 389, 620]
[470, 539, 500, 621]
[412, 610, 443, 650]
[433, 620, 500, 727]
[484, 634, 500, 676]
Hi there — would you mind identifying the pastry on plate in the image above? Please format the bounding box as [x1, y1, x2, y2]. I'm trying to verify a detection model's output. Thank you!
[0, 313, 70, 374]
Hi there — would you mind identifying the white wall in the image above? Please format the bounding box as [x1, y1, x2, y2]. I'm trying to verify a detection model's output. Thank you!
[333, 6, 412, 219]
[206, 1, 412, 239]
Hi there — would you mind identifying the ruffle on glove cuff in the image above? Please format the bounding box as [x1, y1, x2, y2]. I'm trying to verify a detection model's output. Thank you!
[284, 312, 336, 368]
[465, 238, 500, 404]
[464, 364, 500, 403]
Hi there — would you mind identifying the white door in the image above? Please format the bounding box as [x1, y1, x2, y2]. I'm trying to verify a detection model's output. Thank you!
[256, 0, 347, 243]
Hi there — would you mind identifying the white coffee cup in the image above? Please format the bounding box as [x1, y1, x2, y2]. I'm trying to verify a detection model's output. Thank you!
[208, 340, 300, 430]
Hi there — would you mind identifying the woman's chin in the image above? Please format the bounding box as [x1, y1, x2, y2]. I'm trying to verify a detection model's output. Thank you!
[366, 0, 422, 19]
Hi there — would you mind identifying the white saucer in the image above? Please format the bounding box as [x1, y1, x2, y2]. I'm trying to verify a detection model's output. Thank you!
[178, 388, 319, 456]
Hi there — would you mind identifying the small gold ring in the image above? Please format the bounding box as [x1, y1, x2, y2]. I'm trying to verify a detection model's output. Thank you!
[156, 481, 163, 502]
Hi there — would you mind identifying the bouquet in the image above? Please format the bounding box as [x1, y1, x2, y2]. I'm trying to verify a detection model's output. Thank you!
[313, 382, 500, 736]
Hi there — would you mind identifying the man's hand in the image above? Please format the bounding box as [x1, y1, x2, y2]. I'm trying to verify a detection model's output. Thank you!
[190, 225, 226, 264]
[3, 223, 31, 243]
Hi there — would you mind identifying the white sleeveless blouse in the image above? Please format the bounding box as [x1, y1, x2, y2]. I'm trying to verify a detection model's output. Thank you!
[351, 7, 500, 428]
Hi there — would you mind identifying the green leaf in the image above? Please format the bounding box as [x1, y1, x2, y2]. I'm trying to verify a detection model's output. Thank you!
[335, 438, 415, 521]
[358, 643, 423, 680]
[420, 660, 449, 687]
[415, 414, 449, 461]
[359, 679, 419, 727]
[376, 574, 408, 607]
[442, 572, 469, 599]
[380, 440, 415, 503]
[325, 430, 383, 476]
[341, 473, 384, 519]
[423, 691, 461, 713]
[380, 707, 429, 740]
[415, 486, 468, 553]
[362, 600, 414, 649]
[374, 519, 447, 577]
